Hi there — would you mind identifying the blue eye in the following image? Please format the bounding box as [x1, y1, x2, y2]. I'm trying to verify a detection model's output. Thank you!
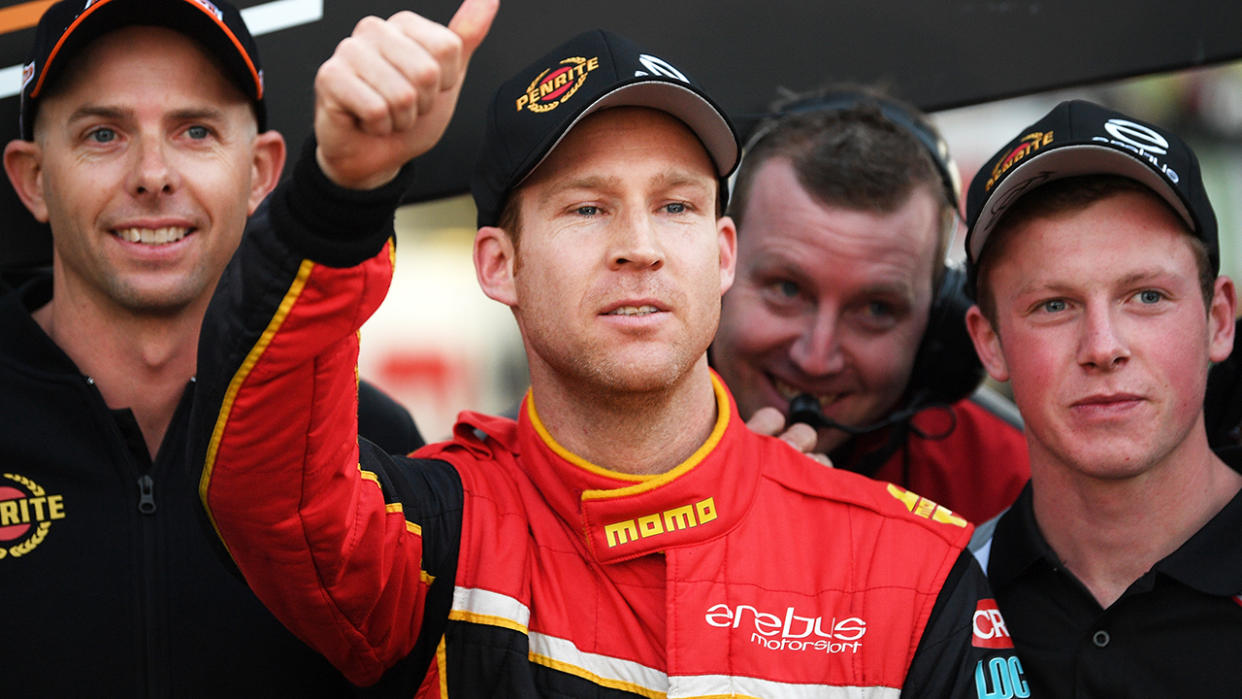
[665, 202, 687, 214]
[1040, 299, 1067, 313]
[865, 301, 894, 318]
[576, 205, 599, 216]
[1138, 289, 1163, 304]
[186, 125, 209, 139]
[88, 127, 116, 143]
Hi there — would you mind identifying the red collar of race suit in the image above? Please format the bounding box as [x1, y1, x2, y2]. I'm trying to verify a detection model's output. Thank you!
[447, 372, 759, 565]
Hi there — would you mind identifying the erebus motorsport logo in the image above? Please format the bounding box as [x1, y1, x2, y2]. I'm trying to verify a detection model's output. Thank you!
[1094, 117, 1180, 184]
[632, 53, 689, 83]
[705, 603, 866, 654]
[1104, 118, 1168, 155]
[0, 473, 66, 559]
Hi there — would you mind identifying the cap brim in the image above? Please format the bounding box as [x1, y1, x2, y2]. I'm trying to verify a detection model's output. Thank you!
[518, 79, 739, 187]
[968, 145, 1196, 262]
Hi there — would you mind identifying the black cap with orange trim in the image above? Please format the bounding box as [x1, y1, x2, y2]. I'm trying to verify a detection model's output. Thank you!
[19, 0, 265, 140]
[471, 29, 739, 228]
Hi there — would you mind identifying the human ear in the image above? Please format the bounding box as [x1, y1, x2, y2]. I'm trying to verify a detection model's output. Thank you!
[474, 225, 518, 307]
[4, 139, 48, 222]
[966, 305, 1010, 383]
[716, 215, 738, 295]
[246, 130, 287, 215]
[1208, 275, 1237, 364]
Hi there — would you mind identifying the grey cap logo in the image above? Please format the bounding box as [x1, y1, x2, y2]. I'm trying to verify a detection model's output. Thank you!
[1103, 118, 1169, 156]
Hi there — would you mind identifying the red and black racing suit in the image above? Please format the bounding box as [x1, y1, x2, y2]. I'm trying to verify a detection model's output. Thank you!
[189, 143, 1031, 697]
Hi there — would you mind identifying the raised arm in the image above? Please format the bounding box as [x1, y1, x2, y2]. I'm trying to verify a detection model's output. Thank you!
[315, 0, 496, 190]
[190, 2, 497, 687]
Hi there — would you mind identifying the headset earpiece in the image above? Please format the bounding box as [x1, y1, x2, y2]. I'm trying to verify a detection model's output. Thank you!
[906, 263, 984, 408]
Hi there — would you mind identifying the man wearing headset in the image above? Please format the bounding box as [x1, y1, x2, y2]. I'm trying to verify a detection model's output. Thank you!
[711, 89, 1030, 524]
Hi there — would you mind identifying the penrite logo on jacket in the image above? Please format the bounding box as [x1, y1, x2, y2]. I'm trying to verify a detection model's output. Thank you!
[0, 473, 66, 559]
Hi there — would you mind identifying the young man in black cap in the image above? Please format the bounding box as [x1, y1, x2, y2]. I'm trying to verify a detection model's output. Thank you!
[0, 0, 423, 693]
[190, 10, 1029, 696]
[964, 100, 1240, 696]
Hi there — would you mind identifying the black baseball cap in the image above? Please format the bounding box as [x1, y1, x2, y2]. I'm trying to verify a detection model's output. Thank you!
[965, 99, 1217, 288]
[19, 0, 266, 140]
[471, 29, 739, 228]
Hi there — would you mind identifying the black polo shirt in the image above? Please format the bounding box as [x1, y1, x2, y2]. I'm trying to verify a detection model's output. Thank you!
[975, 448, 1242, 698]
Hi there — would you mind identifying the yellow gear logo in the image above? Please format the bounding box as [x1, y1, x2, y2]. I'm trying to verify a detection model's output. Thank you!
[515, 55, 600, 114]
[0, 473, 66, 559]
[886, 483, 967, 528]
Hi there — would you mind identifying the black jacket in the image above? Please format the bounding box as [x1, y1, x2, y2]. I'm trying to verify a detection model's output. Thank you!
[0, 274, 422, 697]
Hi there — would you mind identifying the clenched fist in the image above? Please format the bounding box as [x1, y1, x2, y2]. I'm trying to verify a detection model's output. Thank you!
[314, 0, 498, 189]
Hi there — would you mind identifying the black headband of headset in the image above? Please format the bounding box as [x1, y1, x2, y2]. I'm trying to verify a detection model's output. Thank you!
[739, 91, 963, 217]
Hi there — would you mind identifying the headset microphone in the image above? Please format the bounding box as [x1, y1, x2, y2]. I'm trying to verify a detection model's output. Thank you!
[788, 393, 956, 440]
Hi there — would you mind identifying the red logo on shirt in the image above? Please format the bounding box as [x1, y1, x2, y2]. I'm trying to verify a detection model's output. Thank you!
[972, 599, 1014, 649]
[0, 473, 66, 560]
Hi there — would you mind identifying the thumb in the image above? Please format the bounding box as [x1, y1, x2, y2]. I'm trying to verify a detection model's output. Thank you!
[448, 0, 499, 60]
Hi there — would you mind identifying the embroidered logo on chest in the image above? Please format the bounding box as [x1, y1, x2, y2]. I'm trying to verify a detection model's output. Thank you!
[0, 473, 66, 559]
[704, 602, 867, 655]
[603, 496, 717, 548]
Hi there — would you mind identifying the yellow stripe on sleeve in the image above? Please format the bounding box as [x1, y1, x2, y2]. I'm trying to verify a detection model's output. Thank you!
[199, 259, 316, 553]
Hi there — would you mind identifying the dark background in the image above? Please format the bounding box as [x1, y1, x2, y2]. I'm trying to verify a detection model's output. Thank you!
[2, 0, 1240, 270]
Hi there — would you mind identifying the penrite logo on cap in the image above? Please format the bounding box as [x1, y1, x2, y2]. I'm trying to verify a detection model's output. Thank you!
[515, 55, 601, 114]
[986, 131, 1055, 192]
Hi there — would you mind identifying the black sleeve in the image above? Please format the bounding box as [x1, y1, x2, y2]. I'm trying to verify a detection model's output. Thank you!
[902, 549, 1033, 698]
[358, 379, 426, 454]
[268, 136, 416, 268]
[190, 136, 444, 688]
[349, 444, 463, 695]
